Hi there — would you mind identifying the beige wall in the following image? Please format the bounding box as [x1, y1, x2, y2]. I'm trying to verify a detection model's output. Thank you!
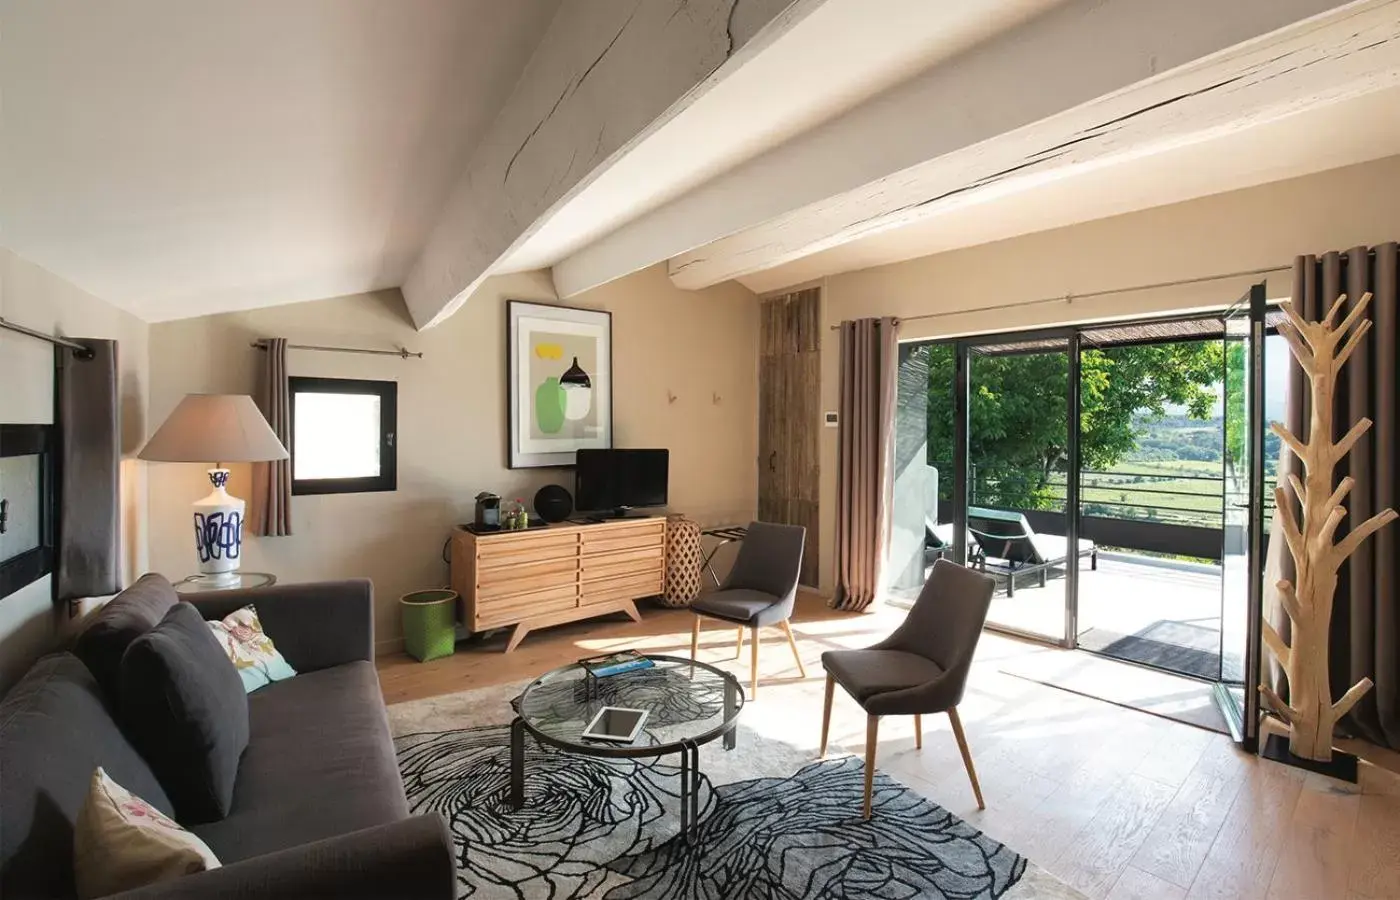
[811, 154, 1400, 594]
[146, 264, 758, 653]
[0, 248, 150, 693]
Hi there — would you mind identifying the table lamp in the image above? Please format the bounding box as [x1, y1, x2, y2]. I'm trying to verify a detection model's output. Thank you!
[139, 394, 289, 586]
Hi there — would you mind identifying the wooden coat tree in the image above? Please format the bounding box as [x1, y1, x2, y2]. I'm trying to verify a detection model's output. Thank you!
[1261, 291, 1397, 762]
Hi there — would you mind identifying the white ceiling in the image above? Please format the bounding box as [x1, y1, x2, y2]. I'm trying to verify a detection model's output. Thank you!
[7, 0, 1397, 327]
[0, 0, 560, 321]
[495, 0, 1066, 274]
[737, 85, 1400, 293]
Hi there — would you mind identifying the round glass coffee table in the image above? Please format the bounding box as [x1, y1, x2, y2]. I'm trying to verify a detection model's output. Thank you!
[509, 654, 744, 836]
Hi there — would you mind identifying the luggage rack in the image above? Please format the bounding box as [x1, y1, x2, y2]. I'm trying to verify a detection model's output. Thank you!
[700, 526, 749, 588]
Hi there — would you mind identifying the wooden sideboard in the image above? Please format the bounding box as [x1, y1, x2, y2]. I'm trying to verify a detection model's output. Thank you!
[450, 517, 666, 652]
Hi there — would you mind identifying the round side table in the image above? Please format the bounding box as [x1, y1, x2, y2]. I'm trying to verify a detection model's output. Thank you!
[173, 572, 277, 594]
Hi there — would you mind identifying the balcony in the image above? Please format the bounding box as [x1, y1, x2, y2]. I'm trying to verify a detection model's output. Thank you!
[894, 466, 1259, 683]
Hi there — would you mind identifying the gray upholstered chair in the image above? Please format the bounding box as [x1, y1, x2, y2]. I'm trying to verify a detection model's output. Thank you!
[689, 521, 807, 698]
[819, 558, 995, 818]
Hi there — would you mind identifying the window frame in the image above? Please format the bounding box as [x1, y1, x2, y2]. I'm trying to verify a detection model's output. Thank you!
[289, 376, 398, 496]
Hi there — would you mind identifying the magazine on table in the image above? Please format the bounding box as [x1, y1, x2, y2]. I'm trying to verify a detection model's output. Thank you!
[578, 649, 654, 678]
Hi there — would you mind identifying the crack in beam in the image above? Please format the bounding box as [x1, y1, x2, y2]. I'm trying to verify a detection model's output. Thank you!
[503, 2, 641, 187]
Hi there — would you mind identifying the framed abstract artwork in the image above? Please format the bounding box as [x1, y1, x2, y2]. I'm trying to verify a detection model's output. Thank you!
[507, 301, 613, 468]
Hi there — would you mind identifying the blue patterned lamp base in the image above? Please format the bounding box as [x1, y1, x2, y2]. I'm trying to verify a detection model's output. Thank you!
[193, 468, 244, 583]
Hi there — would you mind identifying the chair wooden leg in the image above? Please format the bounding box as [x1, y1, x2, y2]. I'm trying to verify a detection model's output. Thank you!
[863, 715, 880, 819]
[779, 619, 807, 679]
[948, 707, 984, 810]
[819, 673, 835, 757]
[750, 626, 760, 698]
[735, 625, 744, 660]
[690, 616, 700, 673]
[914, 713, 922, 750]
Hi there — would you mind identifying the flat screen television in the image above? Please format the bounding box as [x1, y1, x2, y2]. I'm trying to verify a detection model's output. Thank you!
[575, 449, 668, 518]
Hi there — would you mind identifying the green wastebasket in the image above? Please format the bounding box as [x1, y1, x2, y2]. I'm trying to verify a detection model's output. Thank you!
[400, 589, 459, 662]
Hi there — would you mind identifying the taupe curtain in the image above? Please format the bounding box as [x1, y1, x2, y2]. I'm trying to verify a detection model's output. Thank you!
[249, 338, 292, 536]
[1272, 245, 1399, 750]
[56, 339, 122, 600]
[833, 317, 898, 612]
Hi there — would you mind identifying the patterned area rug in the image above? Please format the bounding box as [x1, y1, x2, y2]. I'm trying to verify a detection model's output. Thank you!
[389, 681, 1082, 899]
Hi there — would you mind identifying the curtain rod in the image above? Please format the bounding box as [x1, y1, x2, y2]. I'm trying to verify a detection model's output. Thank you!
[828, 263, 1292, 330]
[0, 316, 95, 357]
[250, 340, 423, 359]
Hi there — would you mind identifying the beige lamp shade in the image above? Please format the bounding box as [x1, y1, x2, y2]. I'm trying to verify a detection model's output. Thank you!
[139, 394, 288, 464]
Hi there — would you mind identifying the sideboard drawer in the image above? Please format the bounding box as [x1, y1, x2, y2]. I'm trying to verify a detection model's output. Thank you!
[580, 521, 666, 556]
[477, 532, 579, 570]
[580, 545, 664, 580]
[475, 584, 579, 630]
[478, 557, 579, 598]
[581, 572, 663, 606]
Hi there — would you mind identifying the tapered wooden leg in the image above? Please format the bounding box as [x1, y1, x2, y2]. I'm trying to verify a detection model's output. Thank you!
[948, 707, 984, 810]
[863, 715, 880, 819]
[505, 623, 530, 653]
[750, 626, 759, 698]
[690, 616, 700, 670]
[819, 673, 835, 757]
[914, 714, 922, 750]
[779, 619, 807, 678]
[735, 626, 744, 660]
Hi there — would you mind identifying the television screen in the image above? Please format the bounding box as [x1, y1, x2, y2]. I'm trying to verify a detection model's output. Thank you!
[575, 449, 668, 515]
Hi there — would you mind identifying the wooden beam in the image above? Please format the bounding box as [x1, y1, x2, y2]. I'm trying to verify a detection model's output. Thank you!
[660, 0, 1400, 290]
[398, 0, 807, 329]
[549, 0, 1394, 297]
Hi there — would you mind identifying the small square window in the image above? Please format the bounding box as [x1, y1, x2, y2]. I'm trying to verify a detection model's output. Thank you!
[290, 377, 397, 495]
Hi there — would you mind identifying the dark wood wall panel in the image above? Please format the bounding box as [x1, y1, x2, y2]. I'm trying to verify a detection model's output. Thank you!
[758, 288, 821, 586]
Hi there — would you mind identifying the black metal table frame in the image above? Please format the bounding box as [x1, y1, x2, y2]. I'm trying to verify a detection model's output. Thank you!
[508, 656, 743, 839]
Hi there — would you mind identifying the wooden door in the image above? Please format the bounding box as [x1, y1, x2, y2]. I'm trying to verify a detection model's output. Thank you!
[759, 288, 820, 586]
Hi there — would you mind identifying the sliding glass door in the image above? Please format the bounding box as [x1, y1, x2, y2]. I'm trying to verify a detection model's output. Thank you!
[959, 333, 1077, 644]
[899, 293, 1273, 748]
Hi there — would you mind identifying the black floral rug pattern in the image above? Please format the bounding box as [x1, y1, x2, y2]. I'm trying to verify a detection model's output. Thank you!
[396, 721, 1035, 899]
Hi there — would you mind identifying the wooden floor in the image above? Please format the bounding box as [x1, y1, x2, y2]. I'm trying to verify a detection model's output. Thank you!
[377, 593, 1400, 900]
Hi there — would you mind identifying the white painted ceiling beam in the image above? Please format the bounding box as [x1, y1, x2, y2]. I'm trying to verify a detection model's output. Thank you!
[667, 0, 1400, 290]
[550, 0, 1368, 297]
[399, 0, 810, 330]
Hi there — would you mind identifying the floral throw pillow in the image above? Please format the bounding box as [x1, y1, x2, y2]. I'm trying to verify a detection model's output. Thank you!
[207, 604, 296, 693]
[74, 767, 220, 899]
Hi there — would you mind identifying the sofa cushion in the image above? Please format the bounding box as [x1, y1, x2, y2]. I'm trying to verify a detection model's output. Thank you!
[190, 662, 408, 863]
[120, 603, 249, 825]
[74, 767, 221, 899]
[0, 653, 173, 900]
[73, 573, 179, 704]
[206, 604, 297, 693]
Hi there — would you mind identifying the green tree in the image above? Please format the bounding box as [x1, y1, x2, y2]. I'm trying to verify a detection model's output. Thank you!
[927, 341, 1224, 510]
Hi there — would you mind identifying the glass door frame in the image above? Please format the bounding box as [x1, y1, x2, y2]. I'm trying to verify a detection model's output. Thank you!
[951, 326, 1080, 648]
[929, 301, 1271, 750]
[1213, 282, 1268, 751]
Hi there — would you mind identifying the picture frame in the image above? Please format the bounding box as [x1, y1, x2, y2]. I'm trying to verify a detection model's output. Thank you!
[0, 424, 57, 602]
[507, 300, 613, 469]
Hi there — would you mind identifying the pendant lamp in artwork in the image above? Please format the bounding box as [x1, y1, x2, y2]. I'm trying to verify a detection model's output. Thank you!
[560, 356, 593, 422]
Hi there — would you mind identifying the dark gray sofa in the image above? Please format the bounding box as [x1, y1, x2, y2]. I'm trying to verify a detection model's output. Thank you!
[0, 577, 454, 900]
